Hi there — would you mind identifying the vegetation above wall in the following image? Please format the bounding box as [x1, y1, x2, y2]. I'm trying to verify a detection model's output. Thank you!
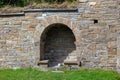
[0, 0, 77, 7]
[0, 0, 78, 13]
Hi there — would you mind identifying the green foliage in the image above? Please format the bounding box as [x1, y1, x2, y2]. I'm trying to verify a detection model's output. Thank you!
[0, 0, 4, 7]
[0, 0, 77, 8]
[0, 68, 120, 80]
[0, 0, 30, 7]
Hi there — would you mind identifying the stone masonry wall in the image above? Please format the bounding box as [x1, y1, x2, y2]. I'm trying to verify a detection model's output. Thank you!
[0, 0, 120, 72]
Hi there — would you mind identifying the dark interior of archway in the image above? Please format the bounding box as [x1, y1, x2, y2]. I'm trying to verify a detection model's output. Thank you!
[41, 23, 76, 67]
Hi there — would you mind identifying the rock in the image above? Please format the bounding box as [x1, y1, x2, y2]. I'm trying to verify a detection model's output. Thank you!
[78, 0, 88, 3]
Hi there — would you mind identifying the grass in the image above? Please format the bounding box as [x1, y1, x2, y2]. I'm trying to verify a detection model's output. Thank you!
[29, 1, 78, 8]
[0, 1, 78, 13]
[0, 6, 24, 13]
[0, 68, 120, 80]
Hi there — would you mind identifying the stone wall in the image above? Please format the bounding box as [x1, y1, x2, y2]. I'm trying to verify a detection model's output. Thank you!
[0, 0, 120, 72]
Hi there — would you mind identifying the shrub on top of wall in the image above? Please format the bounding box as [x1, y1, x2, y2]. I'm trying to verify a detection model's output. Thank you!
[0, 0, 77, 8]
[0, 0, 29, 7]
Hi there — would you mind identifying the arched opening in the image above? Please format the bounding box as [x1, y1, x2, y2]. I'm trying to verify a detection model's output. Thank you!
[40, 23, 76, 67]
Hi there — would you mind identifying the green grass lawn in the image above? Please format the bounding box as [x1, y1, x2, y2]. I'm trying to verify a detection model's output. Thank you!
[0, 68, 120, 80]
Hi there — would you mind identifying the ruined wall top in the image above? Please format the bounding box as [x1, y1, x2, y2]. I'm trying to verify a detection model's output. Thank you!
[0, 0, 119, 17]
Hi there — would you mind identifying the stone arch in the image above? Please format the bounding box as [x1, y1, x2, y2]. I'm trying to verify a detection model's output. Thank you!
[39, 15, 79, 39]
[34, 15, 80, 66]
[40, 23, 76, 67]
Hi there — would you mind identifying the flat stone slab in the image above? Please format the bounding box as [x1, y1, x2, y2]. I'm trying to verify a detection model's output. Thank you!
[64, 60, 80, 65]
[24, 8, 78, 13]
[38, 60, 49, 64]
[0, 12, 25, 17]
[0, 8, 78, 17]
[78, 0, 88, 3]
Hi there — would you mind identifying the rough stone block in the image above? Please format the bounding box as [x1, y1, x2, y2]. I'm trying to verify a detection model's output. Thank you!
[107, 41, 117, 49]
[108, 48, 117, 55]
[117, 48, 120, 56]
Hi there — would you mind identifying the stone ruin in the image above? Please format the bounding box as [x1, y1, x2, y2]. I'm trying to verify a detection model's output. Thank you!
[0, 0, 120, 72]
